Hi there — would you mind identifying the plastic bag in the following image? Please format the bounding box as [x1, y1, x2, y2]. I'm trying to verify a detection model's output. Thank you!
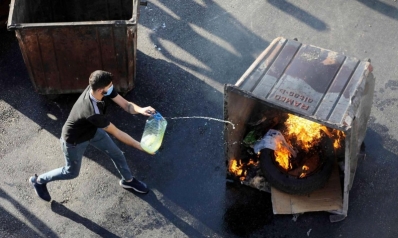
[253, 129, 296, 157]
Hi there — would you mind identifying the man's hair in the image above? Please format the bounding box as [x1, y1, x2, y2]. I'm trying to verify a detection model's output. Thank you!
[89, 70, 113, 91]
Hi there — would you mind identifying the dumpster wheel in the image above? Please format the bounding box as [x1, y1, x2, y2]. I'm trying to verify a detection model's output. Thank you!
[259, 135, 335, 195]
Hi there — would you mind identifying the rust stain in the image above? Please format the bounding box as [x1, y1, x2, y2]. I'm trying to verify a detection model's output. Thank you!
[322, 51, 338, 65]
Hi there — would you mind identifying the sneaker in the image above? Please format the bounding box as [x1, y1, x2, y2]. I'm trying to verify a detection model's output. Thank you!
[29, 174, 51, 202]
[119, 178, 149, 194]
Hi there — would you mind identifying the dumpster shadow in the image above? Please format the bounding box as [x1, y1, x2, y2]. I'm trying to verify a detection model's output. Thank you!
[0, 188, 58, 237]
[267, 0, 328, 31]
[357, 0, 398, 21]
[50, 201, 119, 238]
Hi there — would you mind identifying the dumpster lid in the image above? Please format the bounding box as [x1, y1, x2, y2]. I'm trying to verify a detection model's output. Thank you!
[232, 37, 373, 130]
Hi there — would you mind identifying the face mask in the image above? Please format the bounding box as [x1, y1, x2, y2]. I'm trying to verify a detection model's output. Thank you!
[103, 85, 114, 96]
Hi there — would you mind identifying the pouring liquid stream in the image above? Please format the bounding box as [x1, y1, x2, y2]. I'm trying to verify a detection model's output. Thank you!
[165, 116, 235, 129]
[141, 115, 235, 154]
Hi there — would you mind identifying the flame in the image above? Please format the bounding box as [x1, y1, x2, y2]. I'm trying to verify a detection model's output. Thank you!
[229, 113, 346, 180]
[229, 159, 259, 181]
[229, 159, 243, 178]
[284, 114, 327, 151]
[333, 130, 345, 149]
[274, 114, 345, 173]
[274, 141, 292, 170]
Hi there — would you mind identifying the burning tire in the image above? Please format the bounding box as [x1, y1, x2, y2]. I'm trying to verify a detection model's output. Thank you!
[259, 135, 335, 195]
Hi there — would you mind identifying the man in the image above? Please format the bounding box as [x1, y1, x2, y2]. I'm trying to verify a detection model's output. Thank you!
[29, 70, 155, 202]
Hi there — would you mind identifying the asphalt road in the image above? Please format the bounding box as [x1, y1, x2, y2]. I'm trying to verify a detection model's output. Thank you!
[1, 1, 398, 237]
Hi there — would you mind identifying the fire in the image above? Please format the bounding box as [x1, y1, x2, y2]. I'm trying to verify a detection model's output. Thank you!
[284, 114, 327, 151]
[229, 159, 259, 181]
[229, 113, 346, 181]
[333, 130, 345, 149]
[230, 159, 243, 178]
[274, 141, 293, 170]
[274, 114, 345, 173]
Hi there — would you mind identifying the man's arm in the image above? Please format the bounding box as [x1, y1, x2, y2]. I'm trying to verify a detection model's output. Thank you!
[103, 122, 144, 152]
[111, 94, 155, 116]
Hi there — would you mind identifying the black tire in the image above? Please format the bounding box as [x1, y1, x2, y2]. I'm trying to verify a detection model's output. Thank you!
[259, 135, 335, 195]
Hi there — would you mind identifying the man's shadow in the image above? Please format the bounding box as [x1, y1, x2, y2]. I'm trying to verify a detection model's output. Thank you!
[50, 201, 119, 238]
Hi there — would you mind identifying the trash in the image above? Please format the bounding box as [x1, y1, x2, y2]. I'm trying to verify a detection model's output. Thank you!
[243, 130, 257, 147]
[307, 228, 312, 236]
[253, 129, 297, 157]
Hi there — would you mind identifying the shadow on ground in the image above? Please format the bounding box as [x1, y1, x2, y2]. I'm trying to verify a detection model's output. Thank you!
[0, 188, 57, 237]
[51, 201, 119, 238]
[357, 0, 398, 21]
[139, 0, 269, 87]
[1, 27, 272, 236]
[267, 0, 328, 31]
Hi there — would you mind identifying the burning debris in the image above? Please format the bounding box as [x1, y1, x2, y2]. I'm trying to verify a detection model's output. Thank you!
[267, 113, 345, 178]
[228, 158, 270, 192]
[228, 109, 346, 194]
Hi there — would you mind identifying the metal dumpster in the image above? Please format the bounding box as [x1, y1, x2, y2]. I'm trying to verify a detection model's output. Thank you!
[7, 0, 140, 95]
[224, 37, 375, 221]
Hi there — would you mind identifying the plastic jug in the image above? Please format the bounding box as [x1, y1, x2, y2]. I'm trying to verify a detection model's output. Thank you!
[140, 112, 167, 154]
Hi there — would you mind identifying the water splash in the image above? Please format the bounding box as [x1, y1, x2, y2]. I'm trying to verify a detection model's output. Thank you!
[165, 116, 235, 129]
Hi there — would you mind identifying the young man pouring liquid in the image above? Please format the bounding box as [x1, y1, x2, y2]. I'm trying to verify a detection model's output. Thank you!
[29, 70, 155, 201]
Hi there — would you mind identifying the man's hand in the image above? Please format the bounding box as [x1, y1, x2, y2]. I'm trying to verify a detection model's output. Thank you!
[137, 106, 156, 116]
[111, 95, 155, 116]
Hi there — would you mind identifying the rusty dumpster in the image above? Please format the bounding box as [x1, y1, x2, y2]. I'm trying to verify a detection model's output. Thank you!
[7, 0, 141, 95]
[224, 37, 375, 222]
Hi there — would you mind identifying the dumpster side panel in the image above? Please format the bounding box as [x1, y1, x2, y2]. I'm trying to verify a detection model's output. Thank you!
[17, 29, 48, 92]
[113, 26, 130, 92]
[9, 0, 137, 95]
[9, 0, 28, 24]
[15, 25, 136, 94]
[127, 27, 136, 89]
[15, 30, 37, 90]
[98, 26, 118, 78]
[51, 26, 97, 92]
[224, 85, 257, 175]
[37, 28, 62, 90]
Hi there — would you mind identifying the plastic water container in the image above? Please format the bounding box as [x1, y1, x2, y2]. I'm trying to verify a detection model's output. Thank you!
[140, 112, 167, 154]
